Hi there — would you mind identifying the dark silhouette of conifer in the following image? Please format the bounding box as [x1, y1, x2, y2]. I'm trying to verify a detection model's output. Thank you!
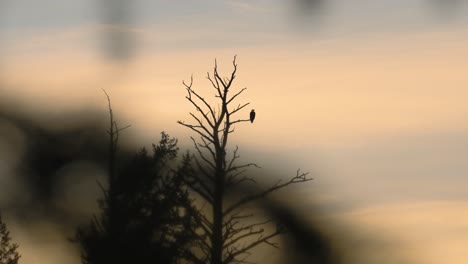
[0, 213, 20, 264]
[75, 92, 199, 264]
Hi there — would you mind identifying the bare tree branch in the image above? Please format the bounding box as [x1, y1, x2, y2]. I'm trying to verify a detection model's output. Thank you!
[191, 137, 217, 170]
[224, 230, 282, 264]
[192, 156, 215, 182]
[186, 178, 213, 201]
[178, 121, 214, 144]
[178, 57, 311, 264]
[189, 112, 214, 137]
[224, 219, 273, 248]
[224, 170, 312, 216]
[227, 163, 260, 173]
[184, 76, 217, 125]
[227, 87, 247, 105]
[230, 102, 250, 116]
[200, 136, 217, 161]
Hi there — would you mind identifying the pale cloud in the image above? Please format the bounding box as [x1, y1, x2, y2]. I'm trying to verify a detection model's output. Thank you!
[340, 201, 468, 264]
[226, 0, 265, 13]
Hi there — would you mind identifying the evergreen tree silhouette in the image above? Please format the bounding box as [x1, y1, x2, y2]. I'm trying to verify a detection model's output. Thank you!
[0, 213, 20, 264]
[75, 92, 199, 264]
[76, 132, 200, 264]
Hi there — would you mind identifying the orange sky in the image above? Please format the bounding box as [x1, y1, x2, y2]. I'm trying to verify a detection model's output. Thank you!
[1, 1, 468, 263]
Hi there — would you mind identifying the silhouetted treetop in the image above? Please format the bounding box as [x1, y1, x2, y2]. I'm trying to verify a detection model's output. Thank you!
[75, 92, 200, 264]
[0, 212, 20, 264]
[178, 56, 312, 264]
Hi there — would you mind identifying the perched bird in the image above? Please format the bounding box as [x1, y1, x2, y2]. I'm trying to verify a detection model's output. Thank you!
[250, 109, 256, 123]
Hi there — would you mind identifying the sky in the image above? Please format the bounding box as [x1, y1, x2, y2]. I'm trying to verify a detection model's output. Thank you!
[1, 0, 468, 263]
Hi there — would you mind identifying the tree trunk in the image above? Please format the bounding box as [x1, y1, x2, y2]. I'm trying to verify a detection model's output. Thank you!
[211, 183, 223, 264]
[211, 148, 225, 264]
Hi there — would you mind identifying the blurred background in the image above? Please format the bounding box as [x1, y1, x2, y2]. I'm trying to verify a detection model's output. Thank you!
[1, 0, 468, 263]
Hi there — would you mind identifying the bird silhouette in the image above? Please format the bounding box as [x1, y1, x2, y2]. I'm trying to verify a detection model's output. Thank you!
[250, 109, 256, 123]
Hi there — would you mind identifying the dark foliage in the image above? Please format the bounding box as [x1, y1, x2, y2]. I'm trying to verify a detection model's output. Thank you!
[0, 107, 110, 207]
[0, 213, 20, 264]
[75, 132, 200, 264]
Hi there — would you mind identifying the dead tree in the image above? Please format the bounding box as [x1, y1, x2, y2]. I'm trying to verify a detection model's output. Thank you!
[178, 56, 312, 264]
